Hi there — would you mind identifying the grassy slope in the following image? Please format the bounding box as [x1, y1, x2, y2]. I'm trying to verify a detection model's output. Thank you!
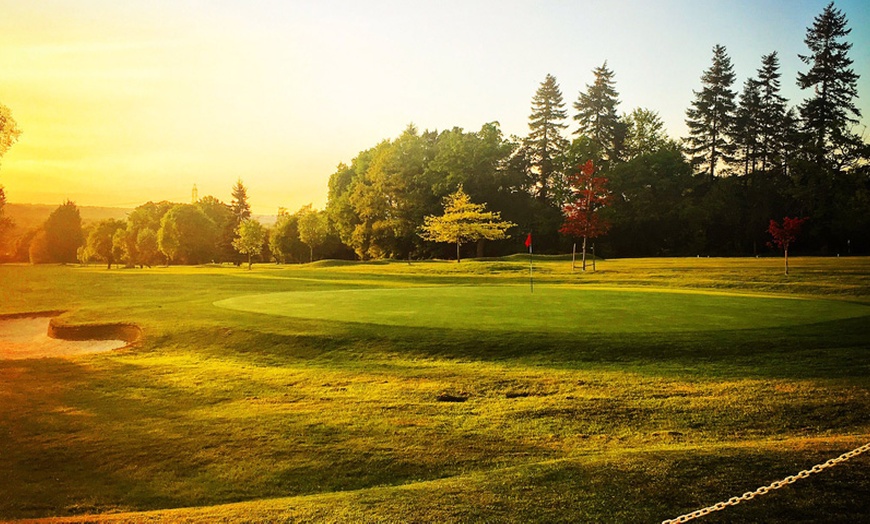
[0, 257, 868, 523]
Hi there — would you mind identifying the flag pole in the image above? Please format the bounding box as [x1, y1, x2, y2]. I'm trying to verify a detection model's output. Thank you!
[526, 232, 533, 293]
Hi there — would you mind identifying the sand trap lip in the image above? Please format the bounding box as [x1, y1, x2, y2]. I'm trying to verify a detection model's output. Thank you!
[0, 312, 142, 360]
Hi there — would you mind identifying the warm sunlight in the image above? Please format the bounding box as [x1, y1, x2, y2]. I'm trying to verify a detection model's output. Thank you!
[1, 4, 870, 522]
[2, 1, 867, 215]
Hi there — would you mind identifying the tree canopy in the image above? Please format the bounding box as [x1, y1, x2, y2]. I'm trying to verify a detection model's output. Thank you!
[419, 186, 515, 262]
[232, 219, 267, 269]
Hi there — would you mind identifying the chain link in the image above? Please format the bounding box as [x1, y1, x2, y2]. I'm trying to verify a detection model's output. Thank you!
[662, 441, 870, 524]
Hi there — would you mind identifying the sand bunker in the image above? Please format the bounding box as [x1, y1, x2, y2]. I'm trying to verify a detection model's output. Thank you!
[0, 315, 134, 360]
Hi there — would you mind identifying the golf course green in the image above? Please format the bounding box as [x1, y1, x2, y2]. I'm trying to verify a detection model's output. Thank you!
[215, 285, 869, 333]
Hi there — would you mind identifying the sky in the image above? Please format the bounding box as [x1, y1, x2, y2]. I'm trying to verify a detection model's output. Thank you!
[0, 0, 868, 215]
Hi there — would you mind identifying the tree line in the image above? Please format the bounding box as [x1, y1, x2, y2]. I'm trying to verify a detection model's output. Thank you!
[326, 2, 868, 259]
[1, 2, 868, 266]
[8, 180, 353, 268]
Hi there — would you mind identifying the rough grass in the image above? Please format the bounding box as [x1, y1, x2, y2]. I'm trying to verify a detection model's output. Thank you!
[0, 256, 868, 523]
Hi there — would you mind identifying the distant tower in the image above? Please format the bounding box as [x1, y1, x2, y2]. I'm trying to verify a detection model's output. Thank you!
[191, 184, 199, 203]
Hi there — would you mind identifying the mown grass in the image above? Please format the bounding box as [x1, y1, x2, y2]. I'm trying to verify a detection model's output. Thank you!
[0, 256, 868, 523]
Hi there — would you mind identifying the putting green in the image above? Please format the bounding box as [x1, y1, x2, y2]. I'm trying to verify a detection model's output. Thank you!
[214, 286, 869, 333]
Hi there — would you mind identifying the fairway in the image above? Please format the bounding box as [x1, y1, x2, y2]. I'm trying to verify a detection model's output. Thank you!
[215, 285, 870, 333]
[2, 259, 869, 523]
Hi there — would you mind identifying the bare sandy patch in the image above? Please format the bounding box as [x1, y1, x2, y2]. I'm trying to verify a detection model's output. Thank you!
[0, 317, 127, 360]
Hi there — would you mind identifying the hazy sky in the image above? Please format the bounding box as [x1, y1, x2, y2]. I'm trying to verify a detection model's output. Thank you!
[1, 0, 868, 214]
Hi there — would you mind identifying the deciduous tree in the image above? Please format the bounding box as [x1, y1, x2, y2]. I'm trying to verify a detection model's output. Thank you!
[42, 200, 84, 264]
[768, 216, 807, 275]
[0, 102, 21, 249]
[86, 219, 126, 269]
[135, 228, 161, 268]
[296, 204, 329, 263]
[0, 102, 21, 161]
[622, 108, 669, 161]
[268, 213, 300, 263]
[560, 160, 611, 271]
[232, 218, 267, 269]
[419, 186, 514, 263]
[157, 204, 218, 265]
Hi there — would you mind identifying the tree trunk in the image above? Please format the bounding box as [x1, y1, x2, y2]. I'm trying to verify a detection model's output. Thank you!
[592, 244, 596, 272]
[309, 245, 313, 263]
[572, 242, 576, 271]
[456, 241, 461, 263]
[581, 236, 588, 271]
[784, 246, 789, 275]
[248, 253, 252, 270]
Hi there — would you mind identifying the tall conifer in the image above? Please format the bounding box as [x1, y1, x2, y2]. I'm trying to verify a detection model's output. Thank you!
[756, 52, 789, 172]
[525, 74, 569, 202]
[685, 45, 738, 180]
[797, 2, 861, 167]
[735, 78, 763, 175]
[573, 62, 622, 163]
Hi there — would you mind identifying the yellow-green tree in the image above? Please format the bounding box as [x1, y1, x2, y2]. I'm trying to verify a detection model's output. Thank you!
[419, 186, 515, 262]
[232, 218, 267, 270]
[0, 102, 22, 247]
[296, 204, 328, 263]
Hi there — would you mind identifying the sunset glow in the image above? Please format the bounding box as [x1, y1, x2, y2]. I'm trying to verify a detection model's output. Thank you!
[1, 0, 868, 214]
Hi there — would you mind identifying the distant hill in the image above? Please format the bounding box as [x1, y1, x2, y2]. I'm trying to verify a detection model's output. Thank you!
[5, 203, 132, 232]
[4, 203, 277, 231]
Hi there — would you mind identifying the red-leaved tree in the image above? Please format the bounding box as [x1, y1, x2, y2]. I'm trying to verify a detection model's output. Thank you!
[559, 160, 610, 271]
[768, 216, 807, 275]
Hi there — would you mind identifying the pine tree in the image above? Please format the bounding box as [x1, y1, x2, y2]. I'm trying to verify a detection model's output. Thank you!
[685, 45, 738, 180]
[735, 78, 763, 175]
[230, 179, 252, 222]
[756, 52, 789, 172]
[797, 2, 861, 168]
[573, 62, 622, 163]
[525, 74, 569, 202]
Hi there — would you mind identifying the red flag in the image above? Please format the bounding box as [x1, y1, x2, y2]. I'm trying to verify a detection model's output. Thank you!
[524, 233, 532, 248]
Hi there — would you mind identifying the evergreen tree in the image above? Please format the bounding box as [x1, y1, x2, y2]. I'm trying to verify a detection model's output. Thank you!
[685, 45, 738, 180]
[573, 62, 622, 164]
[735, 78, 763, 175]
[797, 2, 862, 168]
[756, 52, 789, 172]
[525, 74, 569, 202]
[231, 179, 252, 222]
[228, 179, 252, 264]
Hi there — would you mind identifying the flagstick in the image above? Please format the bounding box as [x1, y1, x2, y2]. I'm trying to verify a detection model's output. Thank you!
[528, 241, 533, 293]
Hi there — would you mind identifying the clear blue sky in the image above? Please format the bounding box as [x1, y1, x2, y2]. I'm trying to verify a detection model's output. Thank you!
[1, 0, 868, 213]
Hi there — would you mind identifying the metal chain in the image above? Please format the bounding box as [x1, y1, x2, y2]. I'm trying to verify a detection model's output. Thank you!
[662, 441, 870, 524]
